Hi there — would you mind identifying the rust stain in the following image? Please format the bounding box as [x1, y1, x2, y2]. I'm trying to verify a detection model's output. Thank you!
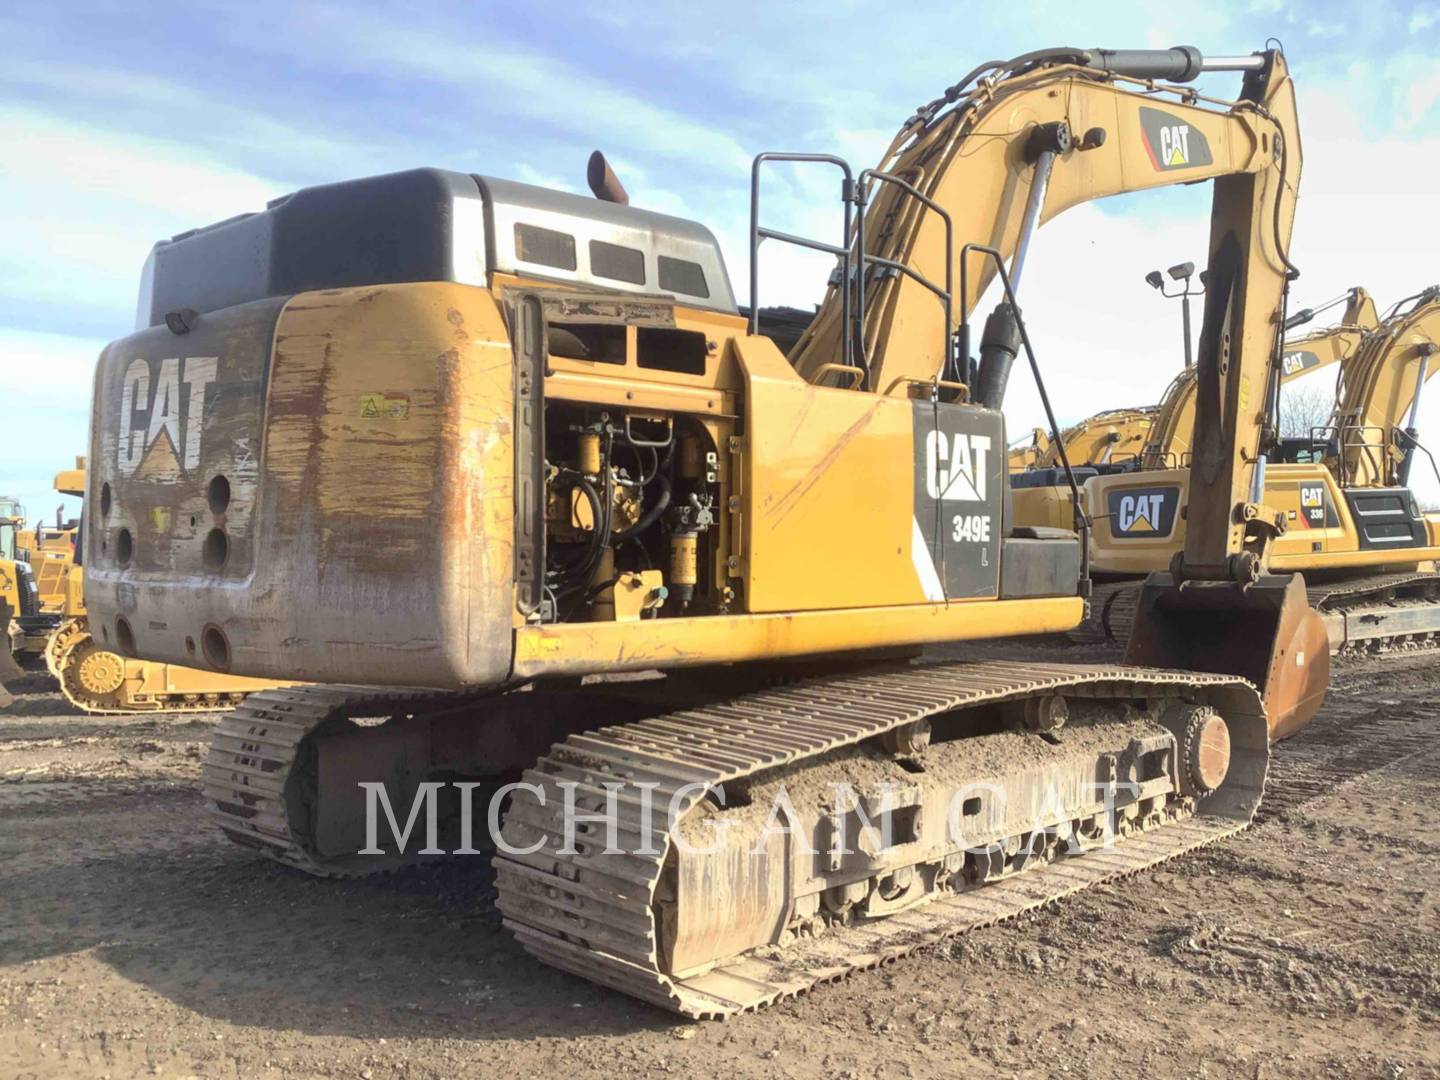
[765, 401, 884, 525]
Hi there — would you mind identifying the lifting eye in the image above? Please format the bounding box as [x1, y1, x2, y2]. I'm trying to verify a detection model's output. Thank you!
[208, 475, 231, 515]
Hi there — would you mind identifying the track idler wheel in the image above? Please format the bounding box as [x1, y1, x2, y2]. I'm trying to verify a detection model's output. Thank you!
[75, 644, 127, 696]
[1161, 703, 1231, 796]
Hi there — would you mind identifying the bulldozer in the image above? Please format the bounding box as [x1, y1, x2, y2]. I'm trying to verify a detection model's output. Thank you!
[16, 500, 78, 612]
[83, 44, 1328, 1016]
[1076, 286, 1440, 651]
[30, 462, 295, 713]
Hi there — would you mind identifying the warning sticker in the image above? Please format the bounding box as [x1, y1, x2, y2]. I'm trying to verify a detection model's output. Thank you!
[359, 393, 411, 420]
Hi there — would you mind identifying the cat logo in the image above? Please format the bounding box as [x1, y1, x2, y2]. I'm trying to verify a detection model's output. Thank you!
[117, 356, 219, 478]
[1106, 484, 1180, 538]
[1297, 482, 1333, 528]
[1282, 350, 1320, 377]
[924, 431, 991, 502]
[1139, 107, 1214, 172]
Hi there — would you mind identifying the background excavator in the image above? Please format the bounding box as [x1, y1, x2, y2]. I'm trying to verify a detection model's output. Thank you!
[1080, 286, 1440, 649]
[1011, 284, 1377, 531]
[1007, 405, 1157, 472]
[83, 44, 1326, 1017]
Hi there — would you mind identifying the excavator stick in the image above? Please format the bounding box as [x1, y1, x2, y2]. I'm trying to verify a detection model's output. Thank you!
[1123, 572, 1330, 741]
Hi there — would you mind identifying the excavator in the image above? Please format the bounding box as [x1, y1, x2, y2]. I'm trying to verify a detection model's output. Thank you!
[29, 463, 293, 712]
[83, 44, 1328, 1017]
[1007, 405, 1157, 472]
[1079, 286, 1440, 649]
[1011, 284, 1377, 531]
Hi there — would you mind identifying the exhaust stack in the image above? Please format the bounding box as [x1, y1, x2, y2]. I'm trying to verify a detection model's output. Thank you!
[587, 151, 629, 205]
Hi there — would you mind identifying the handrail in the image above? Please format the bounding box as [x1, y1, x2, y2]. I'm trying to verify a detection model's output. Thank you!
[749, 153, 855, 373]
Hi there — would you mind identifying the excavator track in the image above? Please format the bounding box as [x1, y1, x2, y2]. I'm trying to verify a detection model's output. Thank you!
[1068, 581, 1139, 645]
[1306, 571, 1440, 654]
[1078, 572, 1440, 655]
[203, 683, 476, 876]
[494, 659, 1268, 1019]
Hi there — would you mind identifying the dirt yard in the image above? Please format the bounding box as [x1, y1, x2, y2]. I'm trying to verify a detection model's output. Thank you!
[2, 648, 1438, 1079]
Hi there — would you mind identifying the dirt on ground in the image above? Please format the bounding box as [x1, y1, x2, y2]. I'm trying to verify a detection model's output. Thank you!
[2, 646, 1438, 1079]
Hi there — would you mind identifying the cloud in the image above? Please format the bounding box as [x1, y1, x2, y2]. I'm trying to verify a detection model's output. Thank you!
[271, 5, 756, 174]
[0, 104, 285, 334]
[0, 328, 100, 524]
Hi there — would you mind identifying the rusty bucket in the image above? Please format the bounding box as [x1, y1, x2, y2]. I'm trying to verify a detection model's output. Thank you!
[1123, 572, 1329, 742]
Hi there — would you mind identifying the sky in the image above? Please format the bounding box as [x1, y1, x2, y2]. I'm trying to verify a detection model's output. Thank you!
[3, 0, 1440, 522]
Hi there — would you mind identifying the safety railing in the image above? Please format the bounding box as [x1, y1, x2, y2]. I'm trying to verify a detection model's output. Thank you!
[748, 152, 956, 391]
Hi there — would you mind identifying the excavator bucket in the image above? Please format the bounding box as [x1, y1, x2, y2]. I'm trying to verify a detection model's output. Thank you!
[1123, 572, 1329, 742]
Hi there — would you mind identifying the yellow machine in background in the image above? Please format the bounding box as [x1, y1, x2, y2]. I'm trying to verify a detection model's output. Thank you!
[16, 485, 78, 612]
[0, 496, 55, 678]
[1013, 288, 1379, 534]
[85, 45, 1327, 1016]
[1008, 405, 1156, 472]
[33, 463, 294, 713]
[0, 501, 30, 699]
[1082, 286, 1440, 650]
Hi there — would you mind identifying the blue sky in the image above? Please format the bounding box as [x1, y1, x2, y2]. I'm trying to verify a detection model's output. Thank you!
[3, 0, 1440, 519]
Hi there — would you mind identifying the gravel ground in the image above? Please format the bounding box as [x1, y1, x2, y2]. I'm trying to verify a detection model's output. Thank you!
[2, 648, 1438, 1079]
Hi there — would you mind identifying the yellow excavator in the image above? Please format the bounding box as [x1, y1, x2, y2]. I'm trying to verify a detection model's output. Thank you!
[1007, 405, 1157, 472]
[31, 463, 294, 712]
[1080, 286, 1440, 649]
[84, 44, 1327, 1017]
[1012, 285, 1377, 532]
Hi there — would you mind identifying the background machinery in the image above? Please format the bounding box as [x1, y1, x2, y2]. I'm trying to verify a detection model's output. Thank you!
[1011, 285, 1376, 532]
[1081, 286, 1440, 650]
[33, 463, 295, 713]
[1008, 405, 1157, 472]
[83, 44, 1326, 1016]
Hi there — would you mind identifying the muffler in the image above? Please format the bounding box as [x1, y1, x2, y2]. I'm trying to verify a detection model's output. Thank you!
[1123, 572, 1329, 742]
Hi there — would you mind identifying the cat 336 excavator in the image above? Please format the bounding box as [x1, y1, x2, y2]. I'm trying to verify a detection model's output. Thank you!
[85, 44, 1328, 1017]
[1075, 286, 1440, 650]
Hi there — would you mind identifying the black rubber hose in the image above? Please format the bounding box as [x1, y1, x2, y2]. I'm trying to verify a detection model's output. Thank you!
[616, 474, 671, 542]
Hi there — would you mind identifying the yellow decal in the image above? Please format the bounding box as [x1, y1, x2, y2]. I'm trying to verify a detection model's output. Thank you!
[150, 507, 172, 531]
[359, 393, 411, 420]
